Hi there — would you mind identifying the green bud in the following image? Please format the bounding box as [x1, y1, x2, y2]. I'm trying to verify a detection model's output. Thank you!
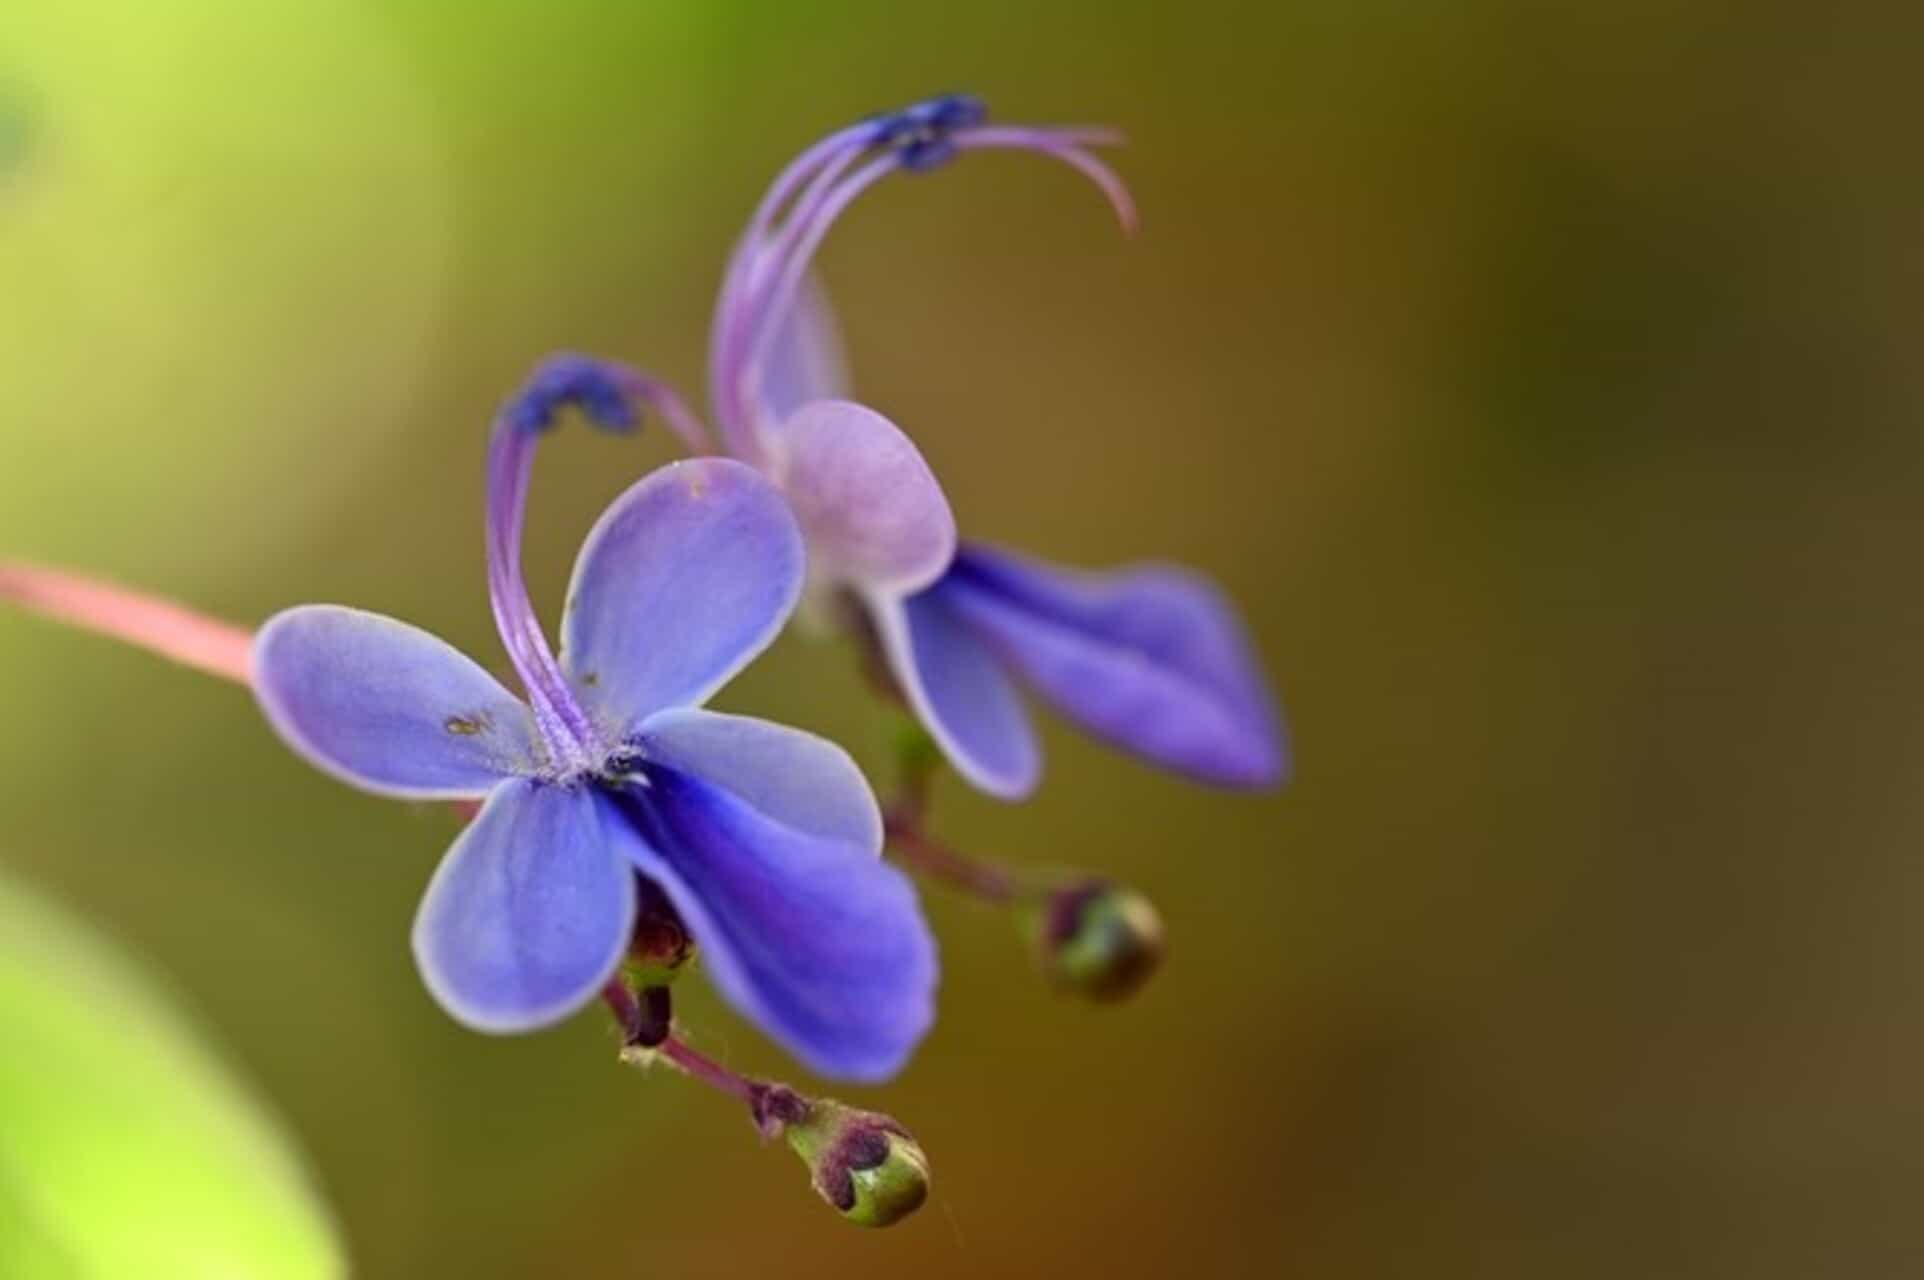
[766, 1092, 930, 1228]
[1033, 879, 1165, 1001]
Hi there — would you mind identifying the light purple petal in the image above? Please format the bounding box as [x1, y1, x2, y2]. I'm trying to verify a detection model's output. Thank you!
[560, 458, 804, 735]
[412, 779, 636, 1033]
[755, 268, 849, 429]
[767, 399, 956, 596]
[634, 707, 882, 852]
[610, 769, 937, 1083]
[253, 605, 538, 799]
[868, 590, 1040, 800]
[934, 542, 1288, 788]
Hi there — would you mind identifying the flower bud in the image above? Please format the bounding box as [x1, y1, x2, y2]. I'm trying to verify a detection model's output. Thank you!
[762, 1091, 930, 1228]
[621, 878, 695, 989]
[1034, 879, 1165, 1002]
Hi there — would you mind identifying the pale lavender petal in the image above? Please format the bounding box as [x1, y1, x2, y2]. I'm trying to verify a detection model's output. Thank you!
[633, 707, 882, 852]
[867, 590, 1040, 800]
[609, 769, 937, 1082]
[755, 268, 849, 429]
[560, 458, 804, 735]
[412, 779, 636, 1033]
[935, 542, 1288, 788]
[767, 400, 956, 596]
[253, 605, 538, 799]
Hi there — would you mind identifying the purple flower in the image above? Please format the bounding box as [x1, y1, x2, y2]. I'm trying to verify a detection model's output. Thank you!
[704, 96, 1287, 799]
[252, 357, 937, 1082]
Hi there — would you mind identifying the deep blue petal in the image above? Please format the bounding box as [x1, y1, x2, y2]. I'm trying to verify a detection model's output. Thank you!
[609, 769, 936, 1083]
[634, 707, 882, 852]
[868, 590, 1040, 799]
[933, 541, 1288, 788]
[412, 780, 636, 1033]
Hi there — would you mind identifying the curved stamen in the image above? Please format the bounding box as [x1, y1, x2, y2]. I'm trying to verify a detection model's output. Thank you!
[742, 129, 1132, 412]
[707, 118, 880, 417]
[710, 98, 986, 451]
[735, 151, 897, 409]
[709, 97, 1138, 454]
[952, 128, 1137, 234]
[711, 134, 874, 460]
[486, 354, 673, 773]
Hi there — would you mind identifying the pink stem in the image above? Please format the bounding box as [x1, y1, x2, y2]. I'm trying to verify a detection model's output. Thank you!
[884, 815, 1020, 904]
[0, 560, 254, 686]
[656, 1035, 760, 1105]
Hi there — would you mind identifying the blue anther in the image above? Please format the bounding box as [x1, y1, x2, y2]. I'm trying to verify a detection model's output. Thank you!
[502, 354, 641, 435]
[863, 93, 987, 171]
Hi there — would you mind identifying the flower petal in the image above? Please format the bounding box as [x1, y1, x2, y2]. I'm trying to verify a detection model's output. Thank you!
[766, 400, 956, 597]
[634, 707, 882, 852]
[934, 542, 1288, 787]
[868, 590, 1040, 799]
[611, 769, 937, 1082]
[253, 605, 538, 799]
[412, 780, 635, 1033]
[560, 458, 804, 735]
[756, 269, 849, 428]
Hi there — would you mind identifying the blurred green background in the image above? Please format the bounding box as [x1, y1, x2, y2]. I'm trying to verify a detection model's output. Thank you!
[3, 1, 1921, 1275]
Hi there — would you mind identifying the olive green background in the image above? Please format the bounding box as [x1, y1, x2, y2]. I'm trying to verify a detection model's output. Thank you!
[2, 1, 1920, 1275]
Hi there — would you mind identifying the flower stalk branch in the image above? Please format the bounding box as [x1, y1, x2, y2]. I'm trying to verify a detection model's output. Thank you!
[883, 818, 1020, 905]
[0, 560, 253, 685]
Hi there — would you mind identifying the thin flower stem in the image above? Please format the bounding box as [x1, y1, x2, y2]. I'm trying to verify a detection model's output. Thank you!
[879, 701, 1026, 904]
[602, 978, 643, 1039]
[0, 560, 253, 685]
[884, 816, 1020, 905]
[603, 981, 762, 1105]
[656, 1036, 761, 1106]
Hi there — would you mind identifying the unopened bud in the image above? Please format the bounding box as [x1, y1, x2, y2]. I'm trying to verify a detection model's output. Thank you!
[1034, 879, 1164, 1001]
[621, 878, 695, 989]
[757, 1090, 930, 1228]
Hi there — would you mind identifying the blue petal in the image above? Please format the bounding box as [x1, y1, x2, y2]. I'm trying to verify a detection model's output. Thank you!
[868, 590, 1040, 800]
[756, 269, 849, 428]
[560, 458, 804, 735]
[934, 542, 1288, 788]
[634, 707, 882, 852]
[610, 769, 937, 1083]
[412, 780, 636, 1033]
[254, 605, 538, 799]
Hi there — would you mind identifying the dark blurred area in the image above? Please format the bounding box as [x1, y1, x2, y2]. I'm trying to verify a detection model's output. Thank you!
[2, 1, 1920, 1275]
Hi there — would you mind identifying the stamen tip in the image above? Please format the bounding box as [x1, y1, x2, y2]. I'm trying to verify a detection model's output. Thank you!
[869, 93, 989, 174]
[501, 353, 643, 436]
[899, 137, 958, 173]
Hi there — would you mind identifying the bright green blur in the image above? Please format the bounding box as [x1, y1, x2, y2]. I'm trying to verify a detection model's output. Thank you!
[0, 875, 341, 1278]
[1, 1, 1919, 1276]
